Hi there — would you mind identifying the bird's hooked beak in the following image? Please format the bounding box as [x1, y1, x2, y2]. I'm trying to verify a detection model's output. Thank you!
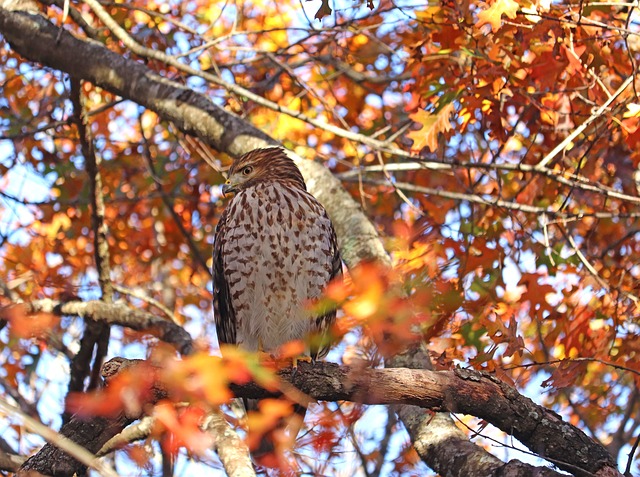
[221, 179, 235, 197]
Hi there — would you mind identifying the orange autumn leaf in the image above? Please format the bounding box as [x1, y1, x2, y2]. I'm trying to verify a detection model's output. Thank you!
[218, 345, 279, 389]
[245, 398, 295, 451]
[1, 304, 59, 339]
[66, 363, 157, 417]
[407, 103, 454, 153]
[161, 352, 233, 405]
[476, 0, 519, 32]
[153, 402, 214, 455]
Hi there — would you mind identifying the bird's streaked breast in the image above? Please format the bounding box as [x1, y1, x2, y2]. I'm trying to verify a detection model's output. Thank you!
[219, 182, 334, 352]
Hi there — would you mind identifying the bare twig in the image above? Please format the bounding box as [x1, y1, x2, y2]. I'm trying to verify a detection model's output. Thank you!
[112, 283, 180, 325]
[372, 409, 396, 477]
[625, 431, 640, 476]
[138, 113, 212, 277]
[0, 375, 40, 419]
[536, 74, 634, 169]
[344, 176, 640, 220]
[504, 357, 640, 378]
[337, 160, 640, 206]
[98, 1, 199, 35]
[559, 225, 639, 304]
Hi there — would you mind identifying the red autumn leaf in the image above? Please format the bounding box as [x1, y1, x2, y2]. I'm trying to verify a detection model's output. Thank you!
[66, 363, 157, 417]
[153, 402, 214, 455]
[1, 304, 59, 339]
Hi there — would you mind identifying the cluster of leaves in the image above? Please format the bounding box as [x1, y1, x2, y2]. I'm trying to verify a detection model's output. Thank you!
[1, 0, 639, 474]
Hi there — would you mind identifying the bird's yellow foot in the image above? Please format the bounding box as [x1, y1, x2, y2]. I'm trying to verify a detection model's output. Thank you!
[291, 356, 314, 379]
[292, 356, 313, 368]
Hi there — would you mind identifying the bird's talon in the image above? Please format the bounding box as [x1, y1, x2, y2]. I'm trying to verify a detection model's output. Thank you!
[293, 356, 312, 368]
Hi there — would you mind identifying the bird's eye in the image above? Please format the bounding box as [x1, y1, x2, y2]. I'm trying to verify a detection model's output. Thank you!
[242, 166, 253, 175]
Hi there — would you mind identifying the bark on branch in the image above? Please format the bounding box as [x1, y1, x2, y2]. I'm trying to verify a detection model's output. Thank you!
[20, 357, 616, 477]
[17, 359, 162, 477]
[233, 361, 616, 477]
[24, 299, 194, 356]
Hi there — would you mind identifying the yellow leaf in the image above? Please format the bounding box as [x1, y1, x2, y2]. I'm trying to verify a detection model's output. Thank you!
[623, 103, 640, 118]
[476, 0, 519, 33]
[43, 213, 72, 241]
[407, 103, 454, 153]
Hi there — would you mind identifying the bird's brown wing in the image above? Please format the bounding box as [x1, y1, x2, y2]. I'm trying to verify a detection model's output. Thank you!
[312, 210, 342, 360]
[212, 207, 236, 346]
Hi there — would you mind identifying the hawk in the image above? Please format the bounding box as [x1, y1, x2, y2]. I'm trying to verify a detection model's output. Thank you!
[213, 146, 341, 365]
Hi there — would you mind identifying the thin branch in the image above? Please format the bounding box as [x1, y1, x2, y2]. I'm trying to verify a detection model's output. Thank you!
[100, 406, 255, 476]
[559, 225, 639, 304]
[98, 1, 199, 35]
[371, 409, 396, 477]
[337, 160, 640, 206]
[138, 113, 212, 277]
[348, 425, 373, 477]
[0, 447, 25, 473]
[0, 375, 40, 419]
[112, 283, 180, 325]
[39, 0, 101, 38]
[503, 357, 640, 378]
[0, 119, 70, 140]
[97, 415, 154, 456]
[345, 176, 640, 220]
[536, 74, 634, 169]
[625, 431, 640, 477]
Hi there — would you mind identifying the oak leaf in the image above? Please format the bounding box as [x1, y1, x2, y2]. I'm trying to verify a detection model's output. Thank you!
[407, 103, 454, 153]
[476, 0, 519, 32]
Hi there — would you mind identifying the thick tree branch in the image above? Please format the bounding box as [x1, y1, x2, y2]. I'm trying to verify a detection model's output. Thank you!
[203, 411, 256, 477]
[24, 299, 194, 356]
[52, 358, 619, 476]
[10, 349, 620, 477]
[385, 344, 515, 477]
[246, 362, 617, 477]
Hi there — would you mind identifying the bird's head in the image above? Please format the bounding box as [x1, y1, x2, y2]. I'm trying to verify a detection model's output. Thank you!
[222, 147, 306, 196]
